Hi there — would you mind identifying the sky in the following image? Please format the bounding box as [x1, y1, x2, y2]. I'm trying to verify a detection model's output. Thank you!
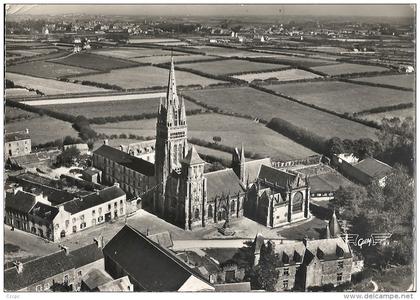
[5, 4, 415, 18]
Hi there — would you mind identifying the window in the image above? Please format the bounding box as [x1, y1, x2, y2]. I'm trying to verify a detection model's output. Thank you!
[108, 204, 111, 211]
[120, 199, 123, 204]
[36, 285, 42, 292]
[114, 202, 117, 208]
[99, 207, 102, 214]
[283, 267, 289, 276]
[337, 273, 343, 283]
[72, 217, 76, 224]
[80, 222, 86, 229]
[65, 220, 69, 228]
[92, 210, 96, 216]
[98, 216, 104, 222]
[64, 274, 69, 283]
[338, 261, 344, 269]
[283, 280, 288, 289]
[230, 201, 235, 213]
[78, 270, 82, 277]
[80, 214, 85, 221]
[44, 282, 50, 290]
[120, 208, 123, 215]
[194, 208, 200, 219]
[208, 205, 213, 219]
[292, 192, 303, 213]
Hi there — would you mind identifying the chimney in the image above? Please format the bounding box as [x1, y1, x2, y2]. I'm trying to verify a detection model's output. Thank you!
[13, 186, 23, 195]
[59, 244, 69, 255]
[114, 182, 120, 188]
[119, 145, 124, 152]
[25, 128, 29, 134]
[94, 235, 103, 248]
[103, 139, 109, 145]
[13, 261, 23, 274]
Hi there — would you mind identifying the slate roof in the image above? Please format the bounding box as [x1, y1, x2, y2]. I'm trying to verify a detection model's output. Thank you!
[214, 282, 251, 292]
[5, 131, 30, 142]
[93, 144, 154, 176]
[63, 185, 125, 214]
[148, 231, 173, 248]
[97, 276, 132, 292]
[309, 172, 353, 193]
[353, 157, 394, 180]
[81, 269, 112, 291]
[5, 191, 36, 214]
[82, 167, 101, 177]
[244, 158, 271, 184]
[304, 237, 352, 262]
[102, 225, 211, 291]
[204, 168, 245, 201]
[4, 243, 103, 291]
[29, 202, 59, 222]
[181, 145, 205, 165]
[258, 164, 296, 188]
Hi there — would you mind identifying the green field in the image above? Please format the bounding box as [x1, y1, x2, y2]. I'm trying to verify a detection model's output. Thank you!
[40, 97, 203, 118]
[311, 63, 389, 76]
[73, 66, 225, 89]
[183, 87, 379, 140]
[6, 72, 110, 95]
[352, 73, 415, 89]
[52, 52, 139, 71]
[232, 68, 321, 82]
[92, 113, 316, 160]
[7, 60, 98, 79]
[360, 108, 415, 124]
[92, 47, 186, 59]
[130, 54, 219, 65]
[180, 59, 288, 75]
[5, 115, 79, 144]
[266, 81, 414, 114]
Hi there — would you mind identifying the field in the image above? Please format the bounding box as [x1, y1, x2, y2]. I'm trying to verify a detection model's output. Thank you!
[180, 59, 288, 76]
[249, 53, 339, 67]
[5, 115, 79, 144]
[128, 38, 181, 44]
[52, 52, 139, 71]
[232, 68, 322, 82]
[92, 47, 186, 59]
[189, 46, 279, 58]
[6, 72, 111, 95]
[352, 73, 415, 89]
[266, 81, 414, 114]
[6, 48, 58, 61]
[92, 113, 316, 160]
[5, 106, 41, 122]
[183, 87, 379, 140]
[40, 97, 202, 118]
[360, 108, 415, 124]
[130, 54, 219, 65]
[73, 66, 225, 89]
[5, 88, 39, 98]
[311, 63, 389, 76]
[7, 60, 98, 79]
[304, 46, 349, 53]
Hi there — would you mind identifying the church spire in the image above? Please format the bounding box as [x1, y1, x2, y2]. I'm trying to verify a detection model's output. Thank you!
[167, 55, 178, 106]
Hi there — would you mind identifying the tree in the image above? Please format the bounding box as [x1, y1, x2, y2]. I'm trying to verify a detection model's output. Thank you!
[212, 136, 222, 144]
[326, 137, 345, 157]
[251, 242, 280, 291]
[56, 147, 81, 167]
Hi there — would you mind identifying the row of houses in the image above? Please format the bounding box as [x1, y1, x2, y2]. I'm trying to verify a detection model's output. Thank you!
[5, 184, 126, 242]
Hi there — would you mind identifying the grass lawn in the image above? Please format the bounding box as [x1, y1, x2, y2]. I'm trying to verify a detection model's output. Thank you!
[6, 72, 110, 95]
[73, 65, 225, 89]
[5, 88, 39, 98]
[130, 54, 219, 65]
[92, 47, 185, 59]
[92, 113, 316, 160]
[52, 52, 139, 71]
[266, 81, 414, 114]
[311, 63, 389, 76]
[278, 217, 328, 240]
[6, 60, 98, 79]
[359, 108, 415, 124]
[232, 68, 322, 82]
[5, 115, 79, 144]
[180, 58, 288, 75]
[41, 97, 202, 118]
[183, 87, 379, 140]
[352, 73, 415, 90]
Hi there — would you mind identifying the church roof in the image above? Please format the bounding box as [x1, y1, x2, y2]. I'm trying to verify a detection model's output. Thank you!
[181, 145, 205, 165]
[258, 164, 297, 188]
[204, 168, 245, 201]
[93, 144, 154, 176]
[244, 158, 271, 184]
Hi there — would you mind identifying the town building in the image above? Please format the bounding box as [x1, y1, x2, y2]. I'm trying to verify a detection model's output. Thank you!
[4, 242, 104, 292]
[80, 269, 133, 292]
[5, 129, 31, 158]
[5, 188, 37, 232]
[102, 225, 215, 291]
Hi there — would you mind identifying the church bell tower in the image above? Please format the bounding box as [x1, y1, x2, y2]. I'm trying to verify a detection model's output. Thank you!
[154, 57, 188, 216]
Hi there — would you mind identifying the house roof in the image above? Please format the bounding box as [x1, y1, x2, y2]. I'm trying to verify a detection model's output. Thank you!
[204, 168, 245, 201]
[82, 167, 101, 177]
[214, 282, 251, 292]
[244, 158, 271, 184]
[63, 185, 125, 214]
[181, 145, 205, 165]
[147, 231, 173, 248]
[353, 157, 394, 180]
[29, 202, 59, 222]
[93, 144, 154, 176]
[5, 191, 36, 214]
[81, 269, 112, 291]
[5, 131, 30, 143]
[97, 276, 132, 292]
[102, 225, 212, 291]
[4, 243, 103, 291]
[304, 237, 352, 263]
[309, 171, 353, 193]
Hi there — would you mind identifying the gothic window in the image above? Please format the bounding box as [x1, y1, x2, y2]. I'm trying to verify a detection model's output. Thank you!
[194, 208, 200, 220]
[208, 205, 213, 219]
[230, 201, 236, 213]
[292, 192, 303, 213]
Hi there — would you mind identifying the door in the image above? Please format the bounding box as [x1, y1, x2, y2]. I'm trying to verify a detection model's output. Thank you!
[105, 212, 112, 222]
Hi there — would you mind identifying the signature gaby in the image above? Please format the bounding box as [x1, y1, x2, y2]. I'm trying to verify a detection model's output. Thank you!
[341, 233, 392, 249]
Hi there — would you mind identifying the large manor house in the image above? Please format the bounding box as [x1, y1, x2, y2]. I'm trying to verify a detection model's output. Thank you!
[93, 58, 311, 230]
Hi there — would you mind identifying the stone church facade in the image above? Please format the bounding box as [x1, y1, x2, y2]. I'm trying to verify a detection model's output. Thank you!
[94, 58, 311, 230]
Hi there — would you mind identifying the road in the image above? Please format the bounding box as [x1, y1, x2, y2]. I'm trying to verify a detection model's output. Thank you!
[20, 92, 166, 106]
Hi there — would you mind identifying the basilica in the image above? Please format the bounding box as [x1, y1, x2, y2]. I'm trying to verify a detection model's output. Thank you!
[93, 58, 311, 230]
